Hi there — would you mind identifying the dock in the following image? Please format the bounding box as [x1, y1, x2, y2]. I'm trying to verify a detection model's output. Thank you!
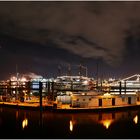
[53, 104, 140, 113]
[0, 100, 140, 113]
[0, 101, 53, 110]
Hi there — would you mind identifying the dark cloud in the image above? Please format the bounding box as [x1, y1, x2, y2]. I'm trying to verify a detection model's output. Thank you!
[0, 1, 140, 66]
[0, 2, 140, 79]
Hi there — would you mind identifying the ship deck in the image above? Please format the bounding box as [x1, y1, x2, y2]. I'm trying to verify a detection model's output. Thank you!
[0, 101, 140, 112]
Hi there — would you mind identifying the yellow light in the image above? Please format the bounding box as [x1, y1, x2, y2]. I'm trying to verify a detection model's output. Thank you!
[104, 93, 111, 96]
[22, 118, 28, 129]
[101, 120, 112, 129]
[12, 82, 16, 85]
[133, 115, 138, 124]
[70, 120, 73, 132]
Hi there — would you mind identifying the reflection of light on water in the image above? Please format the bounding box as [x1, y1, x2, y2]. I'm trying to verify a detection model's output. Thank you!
[101, 120, 113, 129]
[70, 120, 73, 132]
[133, 115, 138, 124]
[16, 111, 19, 119]
[22, 118, 28, 129]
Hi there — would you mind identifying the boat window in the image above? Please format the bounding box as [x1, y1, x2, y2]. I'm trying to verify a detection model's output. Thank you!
[89, 98, 91, 101]
[137, 97, 139, 101]
[83, 99, 85, 101]
[128, 97, 131, 104]
[112, 98, 115, 106]
[77, 99, 79, 101]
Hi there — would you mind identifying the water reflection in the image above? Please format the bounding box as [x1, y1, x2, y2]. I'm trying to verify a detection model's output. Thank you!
[22, 118, 28, 129]
[133, 115, 138, 124]
[69, 120, 73, 132]
[99, 113, 114, 129]
[69, 116, 76, 132]
[100, 119, 113, 129]
[67, 110, 138, 132]
[0, 107, 139, 138]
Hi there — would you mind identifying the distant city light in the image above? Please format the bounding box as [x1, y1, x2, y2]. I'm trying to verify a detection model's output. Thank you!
[21, 77, 27, 82]
[82, 80, 88, 85]
[11, 76, 17, 81]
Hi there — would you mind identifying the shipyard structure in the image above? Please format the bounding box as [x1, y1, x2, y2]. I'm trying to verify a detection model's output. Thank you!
[0, 72, 140, 111]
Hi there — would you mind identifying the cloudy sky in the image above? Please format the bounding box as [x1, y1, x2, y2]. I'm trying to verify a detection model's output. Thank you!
[0, 1, 140, 80]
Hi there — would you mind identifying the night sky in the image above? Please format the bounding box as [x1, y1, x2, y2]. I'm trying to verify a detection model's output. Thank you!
[0, 1, 140, 80]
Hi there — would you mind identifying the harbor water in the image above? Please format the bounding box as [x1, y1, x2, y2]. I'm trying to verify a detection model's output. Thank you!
[0, 107, 140, 138]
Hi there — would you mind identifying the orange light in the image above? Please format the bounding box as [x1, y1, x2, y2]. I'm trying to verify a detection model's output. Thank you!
[101, 120, 113, 129]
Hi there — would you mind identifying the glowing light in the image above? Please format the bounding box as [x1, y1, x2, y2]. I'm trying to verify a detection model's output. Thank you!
[12, 82, 16, 85]
[133, 115, 138, 124]
[22, 118, 28, 129]
[21, 77, 26, 82]
[104, 93, 111, 96]
[83, 80, 88, 85]
[81, 93, 85, 95]
[11, 76, 17, 81]
[101, 120, 113, 129]
[23, 90, 26, 93]
[22, 82, 26, 85]
[70, 120, 73, 132]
